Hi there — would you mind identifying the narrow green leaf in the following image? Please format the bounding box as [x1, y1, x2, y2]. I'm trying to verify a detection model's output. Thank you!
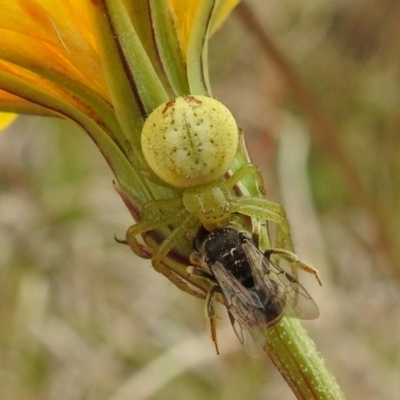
[186, 0, 216, 95]
[103, 0, 169, 112]
[149, 0, 190, 96]
[123, 0, 176, 98]
[88, 0, 148, 173]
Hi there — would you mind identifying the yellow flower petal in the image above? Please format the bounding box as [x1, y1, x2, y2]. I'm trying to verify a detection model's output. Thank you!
[0, 112, 17, 130]
[209, 0, 240, 33]
[169, 0, 239, 54]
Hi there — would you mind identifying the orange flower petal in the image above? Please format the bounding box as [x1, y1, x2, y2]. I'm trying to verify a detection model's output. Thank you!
[0, 0, 240, 114]
[0, 89, 57, 116]
[0, 0, 109, 108]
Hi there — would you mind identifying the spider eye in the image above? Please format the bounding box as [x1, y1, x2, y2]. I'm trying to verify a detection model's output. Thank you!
[141, 95, 239, 188]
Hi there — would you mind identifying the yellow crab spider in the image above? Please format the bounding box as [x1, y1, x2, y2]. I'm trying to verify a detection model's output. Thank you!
[126, 95, 293, 278]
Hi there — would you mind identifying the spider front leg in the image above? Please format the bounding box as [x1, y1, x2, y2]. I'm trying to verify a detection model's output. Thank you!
[226, 164, 293, 249]
[234, 197, 294, 251]
[125, 195, 184, 258]
[151, 213, 198, 269]
[126, 212, 183, 258]
[225, 163, 266, 196]
[128, 208, 204, 296]
[141, 197, 183, 220]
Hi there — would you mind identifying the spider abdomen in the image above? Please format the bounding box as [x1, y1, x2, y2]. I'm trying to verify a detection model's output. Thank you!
[141, 95, 239, 188]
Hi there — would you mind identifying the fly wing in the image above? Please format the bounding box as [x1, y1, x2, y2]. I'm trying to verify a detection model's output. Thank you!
[211, 262, 268, 358]
[270, 256, 320, 320]
[242, 239, 319, 321]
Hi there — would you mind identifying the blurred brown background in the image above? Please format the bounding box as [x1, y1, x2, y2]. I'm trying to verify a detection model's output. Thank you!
[1, 0, 400, 399]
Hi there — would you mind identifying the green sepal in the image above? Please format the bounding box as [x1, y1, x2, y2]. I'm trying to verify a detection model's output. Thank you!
[149, 0, 190, 96]
[186, 0, 215, 95]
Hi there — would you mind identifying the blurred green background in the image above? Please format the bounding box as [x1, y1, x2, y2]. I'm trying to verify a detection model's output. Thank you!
[1, 0, 400, 399]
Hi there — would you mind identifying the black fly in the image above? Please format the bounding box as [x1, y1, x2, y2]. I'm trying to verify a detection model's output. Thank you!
[189, 226, 321, 357]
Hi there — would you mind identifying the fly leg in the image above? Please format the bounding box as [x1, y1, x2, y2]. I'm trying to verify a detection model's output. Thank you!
[205, 286, 222, 355]
[187, 264, 221, 355]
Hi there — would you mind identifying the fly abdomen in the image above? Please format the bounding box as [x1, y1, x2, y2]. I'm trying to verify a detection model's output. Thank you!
[224, 254, 255, 289]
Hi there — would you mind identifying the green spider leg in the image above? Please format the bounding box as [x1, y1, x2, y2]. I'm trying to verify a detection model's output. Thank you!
[224, 163, 294, 251]
[225, 163, 265, 195]
[126, 194, 186, 259]
[226, 164, 321, 286]
[266, 248, 322, 286]
[126, 200, 204, 295]
[126, 211, 184, 257]
[151, 213, 199, 267]
[141, 197, 183, 219]
[233, 197, 294, 251]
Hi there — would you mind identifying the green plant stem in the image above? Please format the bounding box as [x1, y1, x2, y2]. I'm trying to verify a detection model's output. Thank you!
[265, 319, 345, 400]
